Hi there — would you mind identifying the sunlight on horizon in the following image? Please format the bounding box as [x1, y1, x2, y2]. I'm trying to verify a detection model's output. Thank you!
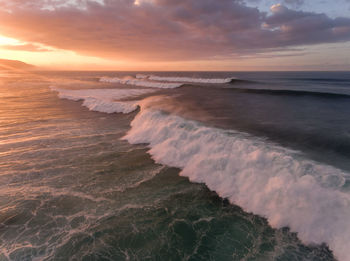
[0, 34, 129, 70]
[0, 35, 21, 46]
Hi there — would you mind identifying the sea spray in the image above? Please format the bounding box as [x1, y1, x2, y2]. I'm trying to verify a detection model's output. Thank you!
[123, 98, 350, 261]
[49, 81, 350, 261]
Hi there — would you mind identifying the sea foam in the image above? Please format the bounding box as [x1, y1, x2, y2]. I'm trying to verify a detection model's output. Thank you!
[50, 87, 155, 114]
[124, 98, 350, 261]
[136, 74, 235, 83]
[100, 76, 183, 89]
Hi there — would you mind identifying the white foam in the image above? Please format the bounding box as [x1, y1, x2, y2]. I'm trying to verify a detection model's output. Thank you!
[136, 74, 235, 84]
[135, 74, 148, 79]
[50, 87, 155, 114]
[123, 99, 350, 261]
[100, 76, 183, 89]
[81, 98, 138, 114]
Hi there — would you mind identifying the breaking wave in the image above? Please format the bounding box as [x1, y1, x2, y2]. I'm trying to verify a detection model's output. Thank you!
[50, 86, 155, 114]
[50, 86, 350, 261]
[100, 76, 184, 89]
[136, 74, 235, 84]
[123, 97, 350, 261]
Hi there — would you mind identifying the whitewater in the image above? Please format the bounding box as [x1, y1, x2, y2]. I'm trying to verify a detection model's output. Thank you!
[136, 74, 235, 83]
[50, 73, 350, 261]
[50, 86, 156, 113]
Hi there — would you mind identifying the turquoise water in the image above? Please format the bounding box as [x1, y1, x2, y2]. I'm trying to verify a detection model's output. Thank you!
[1, 71, 347, 260]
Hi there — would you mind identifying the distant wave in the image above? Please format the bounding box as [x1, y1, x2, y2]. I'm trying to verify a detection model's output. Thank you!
[100, 76, 184, 89]
[229, 87, 350, 98]
[136, 74, 236, 84]
[292, 78, 350, 83]
[50, 86, 155, 114]
[124, 97, 350, 261]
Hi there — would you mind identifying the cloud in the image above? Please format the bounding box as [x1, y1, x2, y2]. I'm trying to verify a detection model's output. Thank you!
[244, 0, 304, 8]
[265, 4, 350, 46]
[0, 0, 349, 61]
[283, 0, 304, 7]
[1, 43, 52, 52]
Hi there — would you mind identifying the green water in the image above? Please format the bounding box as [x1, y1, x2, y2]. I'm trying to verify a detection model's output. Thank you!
[0, 72, 335, 260]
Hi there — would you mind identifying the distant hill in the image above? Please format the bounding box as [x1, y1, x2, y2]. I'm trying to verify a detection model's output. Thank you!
[0, 59, 35, 70]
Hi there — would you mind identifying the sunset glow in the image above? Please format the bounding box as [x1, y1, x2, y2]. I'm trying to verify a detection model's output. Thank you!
[1, 1, 350, 260]
[0, 0, 349, 70]
[0, 35, 21, 46]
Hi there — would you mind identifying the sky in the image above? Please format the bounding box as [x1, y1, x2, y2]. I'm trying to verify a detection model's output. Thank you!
[0, 0, 349, 70]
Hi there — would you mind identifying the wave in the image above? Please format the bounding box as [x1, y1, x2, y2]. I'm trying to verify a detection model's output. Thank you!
[229, 87, 350, 99]
[50, 86, 155, 114]
[136, 74, 236, 84]
[123, 98, 350, 261]
[100, 76, 184, 89]
[50, 86, 350, 260]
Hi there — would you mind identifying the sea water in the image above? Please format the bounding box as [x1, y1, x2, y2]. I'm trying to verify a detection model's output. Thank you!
[1, 71, 350, 260]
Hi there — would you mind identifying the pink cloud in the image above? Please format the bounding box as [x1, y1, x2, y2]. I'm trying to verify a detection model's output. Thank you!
[0, 0, 349, 61]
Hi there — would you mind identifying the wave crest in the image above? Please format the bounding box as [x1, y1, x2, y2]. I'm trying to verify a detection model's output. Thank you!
[136, 74, 235, 83]
[100, 76, 183, 89]
[50, 86, 155, 114]
[123, 100, 350, 261]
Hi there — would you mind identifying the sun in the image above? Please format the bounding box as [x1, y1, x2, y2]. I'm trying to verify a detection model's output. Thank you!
[0, 35, 21, 46]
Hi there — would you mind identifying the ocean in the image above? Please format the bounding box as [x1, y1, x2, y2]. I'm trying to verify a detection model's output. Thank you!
[1, 71, 349, 260]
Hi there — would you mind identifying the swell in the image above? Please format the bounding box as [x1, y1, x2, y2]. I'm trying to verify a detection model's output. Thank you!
[291, 78, 350, 83]
[228, 87, 350, 99]
[228, 78, 255, 84]
[123, 98, 350, 261]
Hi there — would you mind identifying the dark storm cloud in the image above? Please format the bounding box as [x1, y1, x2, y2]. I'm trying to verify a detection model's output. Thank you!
[0, 0, 349, 61]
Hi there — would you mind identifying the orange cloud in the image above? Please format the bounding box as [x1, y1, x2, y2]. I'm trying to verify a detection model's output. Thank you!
[0, 0, 349, 65]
